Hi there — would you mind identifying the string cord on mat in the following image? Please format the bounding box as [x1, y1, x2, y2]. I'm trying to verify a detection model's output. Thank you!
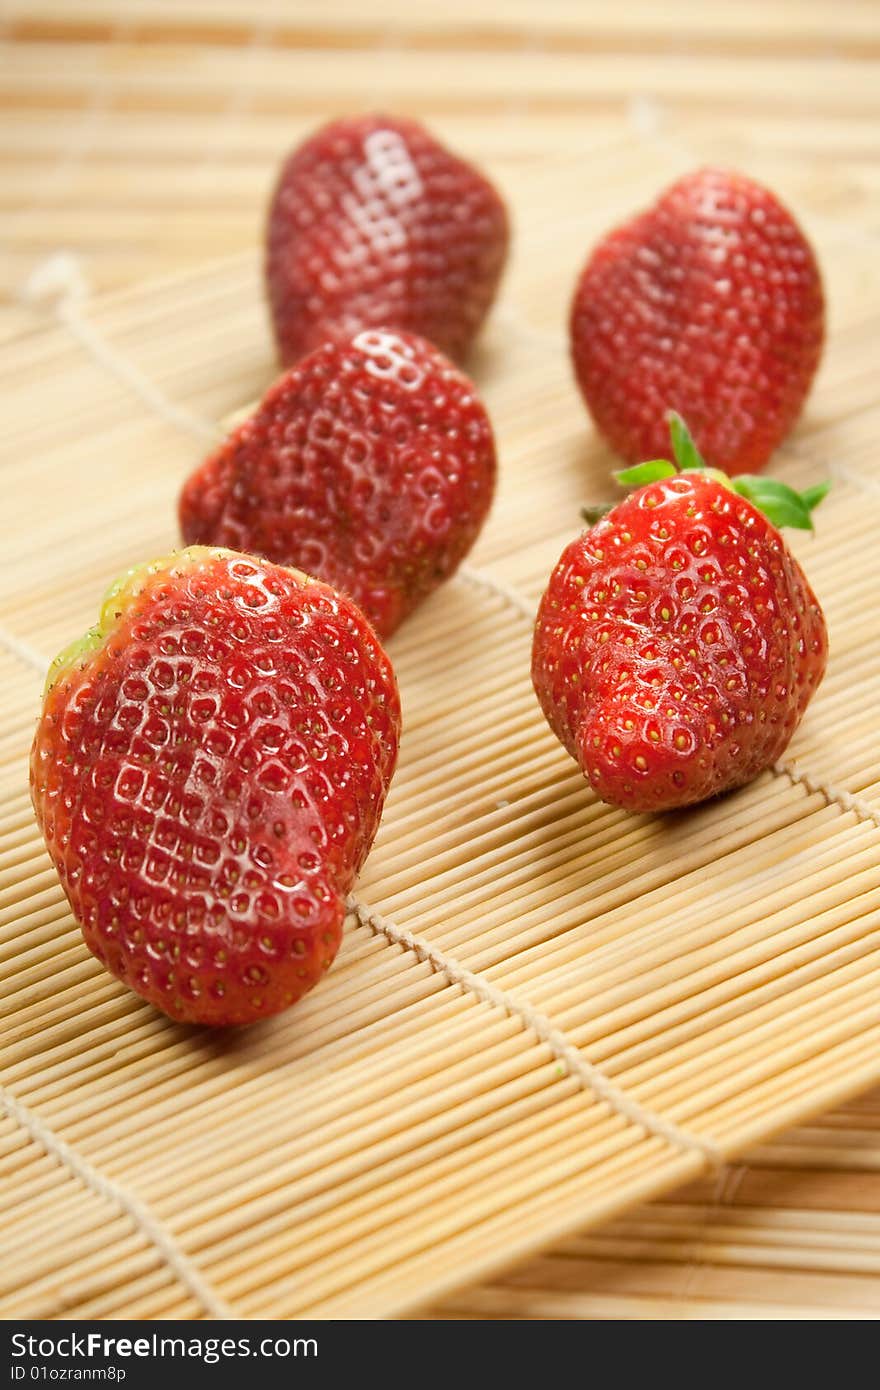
[0, 1087, 234, 1321]
[346, 898, 722, 1168]
[19, 255, 220, 445]
[773, 762, 880, 831]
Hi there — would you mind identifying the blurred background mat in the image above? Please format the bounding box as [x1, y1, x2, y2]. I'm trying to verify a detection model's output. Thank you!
[2, 0, 880, 1320]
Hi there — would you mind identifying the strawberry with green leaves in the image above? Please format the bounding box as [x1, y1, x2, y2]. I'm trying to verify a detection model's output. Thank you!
[31, 548, 401, 1026]
[532, 415, 828, 813]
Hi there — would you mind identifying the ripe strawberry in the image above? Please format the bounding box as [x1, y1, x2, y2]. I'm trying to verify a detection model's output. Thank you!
[532, 415, 828, 813]
[30, 547, 401, 1026]
[179, 328, 496, 639]
[570, 169, 824, 475]
[266, 113, 509, 366]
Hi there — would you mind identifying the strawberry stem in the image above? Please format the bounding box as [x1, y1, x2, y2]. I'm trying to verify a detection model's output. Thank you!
[612, 413, 830, 533]
[668, 411, 706, 472]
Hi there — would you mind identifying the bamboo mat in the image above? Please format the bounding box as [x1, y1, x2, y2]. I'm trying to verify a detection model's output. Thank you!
[2, 1, 880, 1321]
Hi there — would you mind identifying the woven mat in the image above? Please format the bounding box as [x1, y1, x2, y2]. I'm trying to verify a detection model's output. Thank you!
[2, 2, 880, 1320]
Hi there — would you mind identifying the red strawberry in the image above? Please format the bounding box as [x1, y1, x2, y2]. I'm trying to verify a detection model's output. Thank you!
[30, 547, 401, 1026]
[266, 113, 509, 366]
[179, 328, 496, 639]
[570, 168, 824, 475]
[532, 415, 828, 813]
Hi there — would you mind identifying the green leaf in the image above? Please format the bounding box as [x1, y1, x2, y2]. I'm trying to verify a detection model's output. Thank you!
[801, 480, 832, 512]
[667, 412, 707, 472]
[732, 476, 815, 531]
[614, 460, 677, 487]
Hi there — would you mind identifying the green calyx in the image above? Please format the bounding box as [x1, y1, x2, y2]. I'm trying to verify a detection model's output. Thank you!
[42, 546, 234, 698]
[613, 412, 830, 532]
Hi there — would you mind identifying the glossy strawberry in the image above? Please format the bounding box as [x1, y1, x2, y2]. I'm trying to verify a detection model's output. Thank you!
[532, 416, 828, 813]
[266, 113, 509, 366]
[179, 328, 496, 639]
[30, 548, 401, 1026]
[570, 168, 824, 474]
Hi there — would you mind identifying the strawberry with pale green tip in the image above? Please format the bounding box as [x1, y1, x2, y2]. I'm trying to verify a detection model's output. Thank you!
[532, 414, 829, 813]
[31, 547, 401, 1026]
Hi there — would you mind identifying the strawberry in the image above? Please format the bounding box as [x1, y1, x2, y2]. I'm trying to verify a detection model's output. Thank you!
[531, 415, 828, 813]
[30, 547, 401, 1026]
[266, 113, 509, 366]
[570, 168, 825, 475]
[179, 328, 497, 639]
